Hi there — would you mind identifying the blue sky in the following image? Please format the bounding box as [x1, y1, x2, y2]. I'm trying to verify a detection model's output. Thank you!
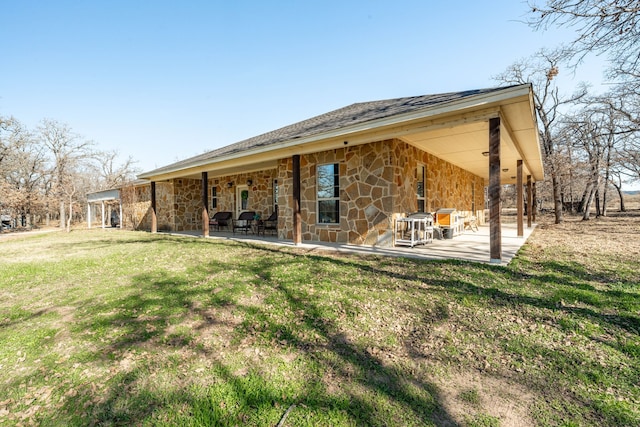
[1, 1, 608, 174]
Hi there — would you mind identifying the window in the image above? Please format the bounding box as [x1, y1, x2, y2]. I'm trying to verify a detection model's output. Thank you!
[317, 163, 340, 224]
[416, 164, 425, 212]
[273, 179, 279, 211]
[211, 187, 217, 210]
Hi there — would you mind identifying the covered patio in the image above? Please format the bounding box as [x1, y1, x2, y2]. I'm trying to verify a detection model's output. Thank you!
[137, 84, 543, 263]
[167, 221, 535, 266]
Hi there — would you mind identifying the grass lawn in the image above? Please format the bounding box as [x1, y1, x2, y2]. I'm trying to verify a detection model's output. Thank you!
[0, 213, 639, 426]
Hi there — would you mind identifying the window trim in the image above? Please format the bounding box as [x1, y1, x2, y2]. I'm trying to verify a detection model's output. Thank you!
[316, 162, 340, 225]
[211, 186, 217, 210]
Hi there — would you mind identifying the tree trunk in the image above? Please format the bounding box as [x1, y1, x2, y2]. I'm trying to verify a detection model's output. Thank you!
[551, 172, 564, 223]
[578, 184, 590, 213]
[67, 199, 72, 233]
[601, 186, 608, 217]
[611, 181, 626, 212]
[582, 176, 600, 221]
[59, 200, 66, 229]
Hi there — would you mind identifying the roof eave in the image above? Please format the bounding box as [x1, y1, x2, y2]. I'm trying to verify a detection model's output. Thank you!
[138, 84, 533, 181]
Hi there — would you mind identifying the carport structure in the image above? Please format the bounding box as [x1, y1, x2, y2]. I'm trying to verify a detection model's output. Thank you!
[87, 188, 122, 229]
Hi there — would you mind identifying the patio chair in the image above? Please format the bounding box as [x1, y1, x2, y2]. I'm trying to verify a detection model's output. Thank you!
[263, 211, 278, 235]
[209, 211, 232, 231]
[464, 216, 478, 232]
[233, 211, 255, 234]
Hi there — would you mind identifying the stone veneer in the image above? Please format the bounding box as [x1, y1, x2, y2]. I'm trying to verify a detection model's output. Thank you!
[125, 170, 280, 232]
[277, 139, 486, 247]
[121, 182, 174, 231]
[208, 170, 278, 221]
[125, 139, 485, 244]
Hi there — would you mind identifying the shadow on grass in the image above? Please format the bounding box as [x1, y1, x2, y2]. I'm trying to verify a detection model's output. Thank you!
[35, 237, 639, 425]
[49, 243, 458, 426]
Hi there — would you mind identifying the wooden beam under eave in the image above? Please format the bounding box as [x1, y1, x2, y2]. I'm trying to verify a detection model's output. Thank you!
[202, 172, 209, 237]
[527, 175, 533, 228]
[517, 160, 524, 237]
[292, 155, 302, 245]
[489, 117, 501, 263]
[151, 181, 158, 233]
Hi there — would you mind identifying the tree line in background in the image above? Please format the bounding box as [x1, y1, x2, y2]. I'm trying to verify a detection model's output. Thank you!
[0, 117, 139, 231]
[506, 0, 640, 223]
[2, 1, 640, 230]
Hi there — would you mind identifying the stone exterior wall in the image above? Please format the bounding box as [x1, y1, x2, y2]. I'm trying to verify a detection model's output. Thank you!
[277, 139, 486, 247]
[173, 178, 202, 231]
[278, 140, 397, 245]
[426, 152, 486, 223]
[128, 139, 485, 243]
[209, 170, 278, 220]
[395, 142, 486, 222]
[276, 158, 295, 240]
[121, 182, 174, 231]
[153, 171, 279, 232]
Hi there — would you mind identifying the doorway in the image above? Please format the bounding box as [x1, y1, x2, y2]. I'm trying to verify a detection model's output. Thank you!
[236, 185, 249, 218]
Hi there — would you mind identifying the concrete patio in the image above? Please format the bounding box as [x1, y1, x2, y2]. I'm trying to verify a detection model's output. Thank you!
[170, 222, 536, 265]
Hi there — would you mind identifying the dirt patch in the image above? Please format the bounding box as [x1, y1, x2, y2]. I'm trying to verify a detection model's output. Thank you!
[433, 370, 535, 427]
[532, 211, 640, 254]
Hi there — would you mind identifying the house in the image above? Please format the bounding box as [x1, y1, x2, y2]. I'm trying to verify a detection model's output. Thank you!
[135, 84, 543, 262]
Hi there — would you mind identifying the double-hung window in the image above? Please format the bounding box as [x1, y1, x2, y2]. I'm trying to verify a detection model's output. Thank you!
[211, 187, 218, 210]
[416, 164, 426, 212]
[317, 163, 340, 224]
[273, 179, 279, 212]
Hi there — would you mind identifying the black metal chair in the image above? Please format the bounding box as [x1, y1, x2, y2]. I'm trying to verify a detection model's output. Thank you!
[263, 211, 278, 235]
[233, 211, 255, 234]
[209, 211, 232, 231]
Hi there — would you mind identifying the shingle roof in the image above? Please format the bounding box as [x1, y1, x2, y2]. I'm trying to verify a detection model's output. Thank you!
[140, 86, 514, 177]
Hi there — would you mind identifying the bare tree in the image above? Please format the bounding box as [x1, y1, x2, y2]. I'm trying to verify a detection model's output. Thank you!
[560, 97, 631, 219]
[3, 115, 143, 229]
[528, 0, 640, 82]
[494, 47, 588, 223]
[618, 138, 640, 181]
[528, 1, 640, 191]
[36, 119, 94, 229]
[0, 117, 14, 165]
[597, 86, 640, 190]
[94, 150, 140, 190]
[0, 117, 46, 228]
[609, 168, 628, 212]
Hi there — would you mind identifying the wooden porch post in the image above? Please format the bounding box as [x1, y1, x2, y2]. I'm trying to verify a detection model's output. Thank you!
[489, 117, 501, 263]
[292, 155, 302, 245]
[202, 172, 209, 237]
[532, 182, 537, 222]
[87, 203, 92, 229]
[517, 159, 524, 237]
[151, 181, 157, 233]
[527, 175, 533, 228]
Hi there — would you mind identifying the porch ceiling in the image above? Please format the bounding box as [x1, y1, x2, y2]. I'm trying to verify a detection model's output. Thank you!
[401, 95, 542, 184]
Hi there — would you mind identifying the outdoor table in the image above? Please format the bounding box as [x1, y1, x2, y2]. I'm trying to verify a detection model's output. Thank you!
[395, 214, 433, 247]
